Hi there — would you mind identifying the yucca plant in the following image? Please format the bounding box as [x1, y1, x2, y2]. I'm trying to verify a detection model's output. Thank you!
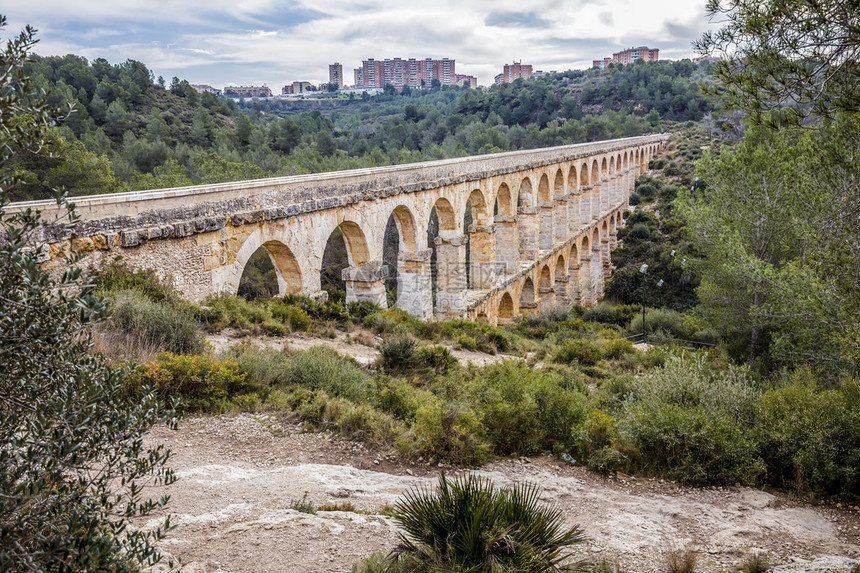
[391, 473, 587, 572]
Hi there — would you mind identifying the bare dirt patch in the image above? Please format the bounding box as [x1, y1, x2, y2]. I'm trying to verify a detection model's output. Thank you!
[205, 329, 520, 368]
[140, 414, 860, 573]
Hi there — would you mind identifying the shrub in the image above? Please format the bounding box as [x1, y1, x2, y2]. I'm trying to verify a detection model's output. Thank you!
[617, 356, 766, 485]
[636, 183, 656, 198]
[279, 346, 371, 402]
[577, 409, 620, 456]
[439, 319, 509, 353]
[371, 376, 427, 421]
[401, 397, 488, 466]
[93, 259, 177, 302]
[627, 308, 689, 340]
[553, 338, 602, 366]
[364, 309, 410, 335]
[269, 300, 312, 332]
[262, 318, 288, 336]
[738, 552, 771, 573]
[130, 352, 262, 412]
[282, 294, 347, 321]
[109, 289, 205, 354]
[416, 345, 457, 372]
[226, 344, 292, 387]
[583, 303, 620, 325]
[599, 338, 635, 360]
[378, 334, 418, 369]
[620, 402, 764, 486]
[391, 474, 587, 572]
[347, 300, 382, 320]
[466, 362, 590, 456]
[200, 293, 271, 332]
[754, 372, 860, 497]
[284, 387, 408, 446]
[587, 446, 630, 477]
[455, 334, 477, 351]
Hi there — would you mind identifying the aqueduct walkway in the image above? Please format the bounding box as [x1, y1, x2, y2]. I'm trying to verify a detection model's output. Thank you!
[14, 135, 668, 325]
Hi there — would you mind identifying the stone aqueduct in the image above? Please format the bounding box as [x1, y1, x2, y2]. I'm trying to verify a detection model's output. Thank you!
[17, 135, 668, 325]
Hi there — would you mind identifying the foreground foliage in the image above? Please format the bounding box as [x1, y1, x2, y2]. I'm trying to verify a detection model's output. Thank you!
[0, 16, 176, 570]
[389, 473, 587, 572]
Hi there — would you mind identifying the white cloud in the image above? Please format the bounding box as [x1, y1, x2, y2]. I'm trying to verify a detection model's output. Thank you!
[4, 0, 711, 86]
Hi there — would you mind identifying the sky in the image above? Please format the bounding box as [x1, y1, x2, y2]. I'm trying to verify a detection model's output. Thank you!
[4, 0, 712, 89]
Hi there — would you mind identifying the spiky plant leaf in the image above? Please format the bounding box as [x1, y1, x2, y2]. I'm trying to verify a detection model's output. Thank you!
[391, 473, 588, 572]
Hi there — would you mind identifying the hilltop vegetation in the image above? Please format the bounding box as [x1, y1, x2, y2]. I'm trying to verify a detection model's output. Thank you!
[12, 55, 716, 200]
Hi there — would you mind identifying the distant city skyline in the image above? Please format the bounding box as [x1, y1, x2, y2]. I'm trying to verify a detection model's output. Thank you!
[3, 0, 712, 87]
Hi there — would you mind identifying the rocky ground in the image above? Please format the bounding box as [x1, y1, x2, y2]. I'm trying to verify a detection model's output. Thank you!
[138, 413, 860, 573]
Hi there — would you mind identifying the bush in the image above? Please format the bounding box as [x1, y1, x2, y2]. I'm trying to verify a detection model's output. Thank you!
[93, 259, 178, 302]
[346, 300, 382, 320]
[262, 318, 288, 336]
[391, 474, 586, 572]
[371, 376, 428, 421]
[620, 402, 765, 485]
[269, 300, 312, 331]
[416, 345, 457, 372]
[466, 362, 590, 456]
[755, 372, 860, 497]
[226, 344, 292, 387]
[583, 304, 641, 327]
[131, 352, 263, 412]
[400, 397, 488, 466]
[439, 319, 509, 353]
[378, 334, 418, 369]
[552, 338, 602, 366]
[455, 334, 477, 351]
[285, 388, 407, 446]
[109, 289, 205, 354]
[612, 356, 768, 485]
[587, 446, 630, 477]
[364, 309, 410, 335]
[282, 294, 347, 321]
[200, 293, 271, 332]
[279, 346, 371, 402]
[627, 308, 689, 340]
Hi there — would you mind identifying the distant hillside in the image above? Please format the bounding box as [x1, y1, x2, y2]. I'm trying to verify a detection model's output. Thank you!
[14, 56, 717, 201]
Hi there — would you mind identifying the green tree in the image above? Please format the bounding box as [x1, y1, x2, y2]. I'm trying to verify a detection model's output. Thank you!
[0, 16, 176, 569]
[679, 127, 806, 362]
[697, 0, 860, 124]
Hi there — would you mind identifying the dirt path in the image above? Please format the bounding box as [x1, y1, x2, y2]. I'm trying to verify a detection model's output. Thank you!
[140, 414, 860, 573]
[205, 330, 520, 367]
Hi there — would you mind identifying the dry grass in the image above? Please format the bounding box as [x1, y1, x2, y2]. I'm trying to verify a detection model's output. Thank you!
[665, 549, 697, 573]
[738, 552, 771, 573]
[91, 326, 164, 364]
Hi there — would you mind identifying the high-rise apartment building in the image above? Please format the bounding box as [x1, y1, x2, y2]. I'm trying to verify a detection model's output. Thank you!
[328, 63, 344, 89]
[593, 46, 659, 68]
[612, 46, 659, 64]
[495, 62, 533, 84]
[357, 57, 456, 89]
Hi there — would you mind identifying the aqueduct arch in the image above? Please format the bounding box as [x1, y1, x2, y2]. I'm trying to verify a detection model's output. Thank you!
[17, 134, 668, 324]
[232, 229, 304, 297]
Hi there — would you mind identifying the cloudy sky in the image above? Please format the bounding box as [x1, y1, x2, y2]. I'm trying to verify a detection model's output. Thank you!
[4, 0, 711, 88]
